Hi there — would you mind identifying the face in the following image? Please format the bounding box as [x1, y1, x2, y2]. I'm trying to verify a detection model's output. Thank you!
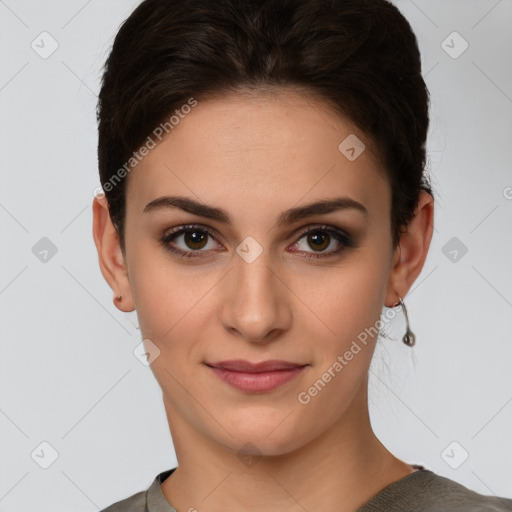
[109, 89, 399, 455]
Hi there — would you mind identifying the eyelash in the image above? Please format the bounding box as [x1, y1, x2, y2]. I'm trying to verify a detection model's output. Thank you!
[160, 223, 355, 260]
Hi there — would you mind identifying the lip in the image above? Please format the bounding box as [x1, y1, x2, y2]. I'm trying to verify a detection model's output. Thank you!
[205, 359, 308, 393]
[207, 359, 306, 372]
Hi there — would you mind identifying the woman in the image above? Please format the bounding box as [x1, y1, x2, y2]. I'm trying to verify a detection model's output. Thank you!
[93, 0, 512, 510]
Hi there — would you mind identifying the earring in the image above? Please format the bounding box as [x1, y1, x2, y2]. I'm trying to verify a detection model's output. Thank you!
[115, 294, 122, 302]
[392, 293, 416, 347]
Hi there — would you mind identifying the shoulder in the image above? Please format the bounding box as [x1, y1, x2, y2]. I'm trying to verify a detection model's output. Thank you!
[419, 471, 512, 511]
[359, 469, 512, 512]
[98, 468, 176, 512]
[99, 489, 147, 512]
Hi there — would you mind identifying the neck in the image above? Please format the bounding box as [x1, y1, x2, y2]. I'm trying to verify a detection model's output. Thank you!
[161, 376, 414, 512]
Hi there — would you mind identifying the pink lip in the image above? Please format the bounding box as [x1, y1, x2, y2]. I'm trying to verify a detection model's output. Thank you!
[205, 359, 308, 393]
[207, 359, 306, 372]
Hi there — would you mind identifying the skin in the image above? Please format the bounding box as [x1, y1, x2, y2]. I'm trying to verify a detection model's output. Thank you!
[93, 88, 434, 512]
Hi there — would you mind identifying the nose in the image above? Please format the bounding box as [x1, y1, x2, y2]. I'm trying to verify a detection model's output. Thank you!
[218, 249, 292, 344]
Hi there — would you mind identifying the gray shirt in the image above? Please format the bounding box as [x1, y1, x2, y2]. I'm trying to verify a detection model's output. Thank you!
[100, 465, 512, 512]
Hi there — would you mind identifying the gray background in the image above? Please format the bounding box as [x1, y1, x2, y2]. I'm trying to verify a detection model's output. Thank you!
[1, 0, 511, 510]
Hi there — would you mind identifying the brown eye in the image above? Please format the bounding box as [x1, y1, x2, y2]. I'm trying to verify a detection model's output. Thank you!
[160, 223, 354, 260]
[160, 225, 220, 258]
[182, 230, 209, 250]
[306, 231, 330, 252]
[291, 225, 354, 259]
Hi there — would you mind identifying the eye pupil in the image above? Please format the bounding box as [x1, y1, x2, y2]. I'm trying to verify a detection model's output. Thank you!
[185, 230, 208, 249]
[308, 232, 329, 251]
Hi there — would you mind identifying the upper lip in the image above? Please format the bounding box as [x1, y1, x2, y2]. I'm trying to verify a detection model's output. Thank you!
[205, 359, 307, 373]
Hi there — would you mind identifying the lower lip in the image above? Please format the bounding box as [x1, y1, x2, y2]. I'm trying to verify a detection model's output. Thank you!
[207, 366, 306, 393]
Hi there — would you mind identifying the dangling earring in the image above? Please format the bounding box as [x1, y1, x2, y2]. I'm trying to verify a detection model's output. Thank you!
[392, 293, 416, 347]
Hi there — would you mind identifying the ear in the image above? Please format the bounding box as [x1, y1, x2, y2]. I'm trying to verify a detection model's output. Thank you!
[92, 193, 135, 312]
[385, 190, 434, 307]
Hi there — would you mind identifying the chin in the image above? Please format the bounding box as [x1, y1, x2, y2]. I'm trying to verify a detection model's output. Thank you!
[214, 412, 317, 458]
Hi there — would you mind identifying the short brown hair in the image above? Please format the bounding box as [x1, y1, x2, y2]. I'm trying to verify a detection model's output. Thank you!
[97, 0, 433, 253]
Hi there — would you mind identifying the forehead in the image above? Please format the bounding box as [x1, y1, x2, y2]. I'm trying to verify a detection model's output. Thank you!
[125, 88, 390, 219]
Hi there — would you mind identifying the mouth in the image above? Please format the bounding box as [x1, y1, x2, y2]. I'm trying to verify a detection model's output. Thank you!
[204, 359, 308, 393]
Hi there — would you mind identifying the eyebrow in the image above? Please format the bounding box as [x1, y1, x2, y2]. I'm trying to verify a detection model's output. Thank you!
[143, 195, 368, 226]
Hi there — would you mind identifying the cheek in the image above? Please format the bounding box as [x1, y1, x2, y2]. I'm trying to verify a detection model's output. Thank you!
[128, 244, 221, 367]
[314, 257, 389, 349]
[135, 278, 206, 347]
[295, 257, 388, 420]
[130, 259, 210, 395]
[127, 243, 190, 339]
